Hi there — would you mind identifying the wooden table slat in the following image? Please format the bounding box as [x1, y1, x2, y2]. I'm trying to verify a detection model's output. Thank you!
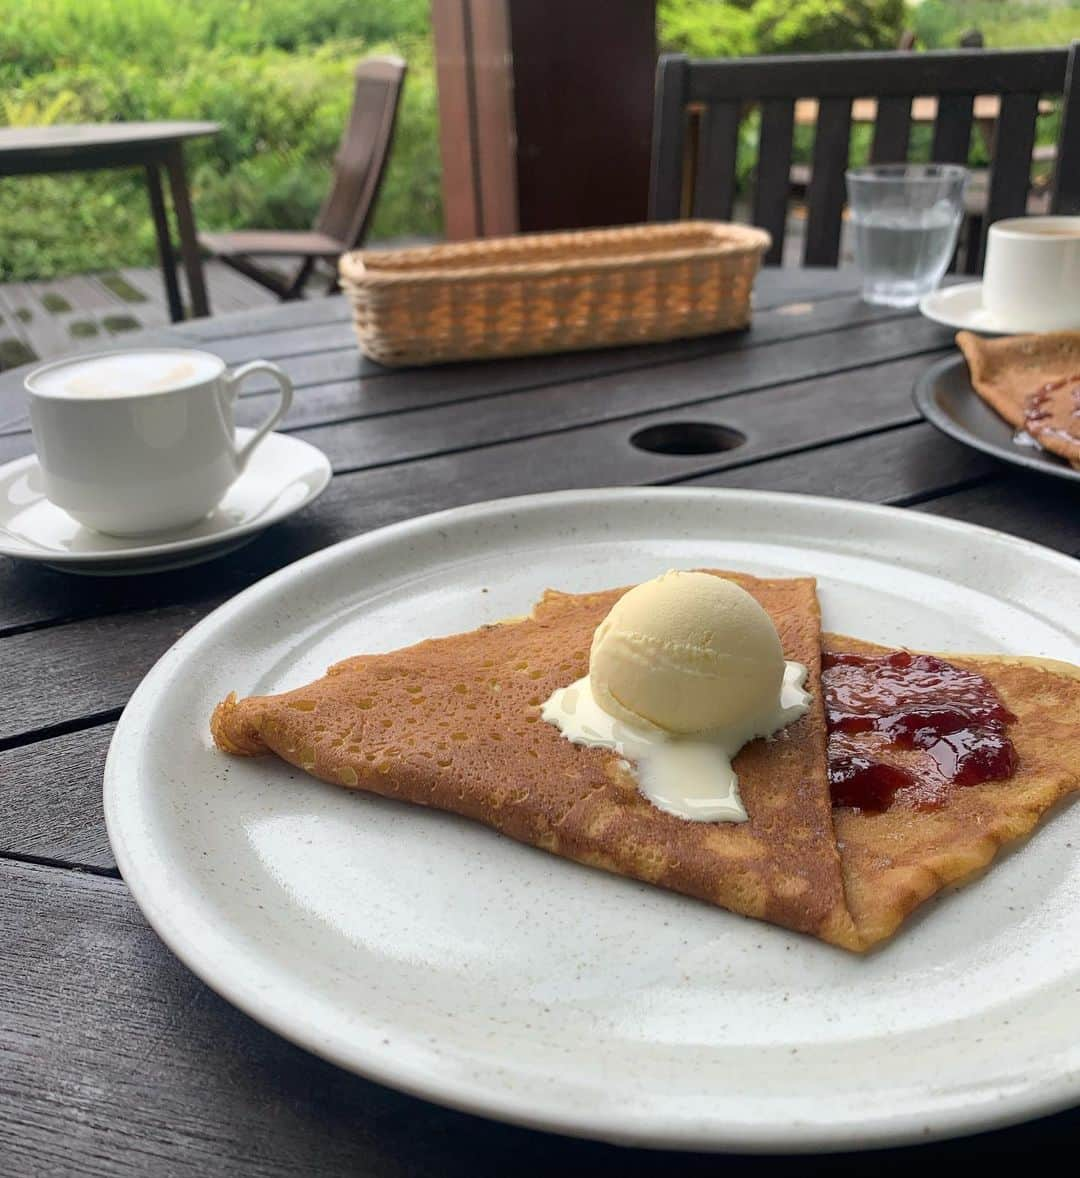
[0, 290, 916, 449]
[0, 423, 1021, 878]
[4, 754, 1080, 1178]
[0, 343, 953, 638]
[0, 723, 117, 871]
[2, 267, 1078, 1174]
[7, 349, 1080, 741]
[179, 293, 352, 341]
[279, 320, 953, 475]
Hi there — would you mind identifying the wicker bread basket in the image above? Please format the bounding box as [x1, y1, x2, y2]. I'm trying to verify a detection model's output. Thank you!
[339, 221, 771, 367]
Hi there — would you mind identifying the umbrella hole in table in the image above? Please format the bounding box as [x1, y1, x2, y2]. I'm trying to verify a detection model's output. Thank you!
[631, 421, 746, 456]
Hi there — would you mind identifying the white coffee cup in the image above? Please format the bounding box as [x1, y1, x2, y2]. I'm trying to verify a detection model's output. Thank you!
[982, 215, 1080, 332]
[26, 347, 293, 536]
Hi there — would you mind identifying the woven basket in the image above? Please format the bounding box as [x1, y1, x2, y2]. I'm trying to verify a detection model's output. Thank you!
[339, 221, 771, 367]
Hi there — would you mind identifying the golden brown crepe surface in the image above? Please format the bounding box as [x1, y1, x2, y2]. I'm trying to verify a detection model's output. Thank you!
[213, 573, 861, 950]
[211, 581, 1080, 953]
[825, 633, 1080, 948]
[957, 329, 1080, 467]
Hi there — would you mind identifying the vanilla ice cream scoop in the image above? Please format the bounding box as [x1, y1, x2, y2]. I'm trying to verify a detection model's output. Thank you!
[542, 570, 809, 823]
[589, 569, 785, 735]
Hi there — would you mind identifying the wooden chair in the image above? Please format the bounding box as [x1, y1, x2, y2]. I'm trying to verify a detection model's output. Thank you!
[199, 56, 406, 299]
[786, 28, 983, 202]
[650, 44, 1080, 270]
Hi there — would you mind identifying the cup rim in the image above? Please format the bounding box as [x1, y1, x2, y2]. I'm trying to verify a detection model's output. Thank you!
[989, 215, 1080, 239]
[25, 346, 226, 402]
[845, 163, 968, 184]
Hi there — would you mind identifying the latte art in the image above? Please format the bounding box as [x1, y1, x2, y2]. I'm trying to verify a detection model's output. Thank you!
[31, 350, 221, 399]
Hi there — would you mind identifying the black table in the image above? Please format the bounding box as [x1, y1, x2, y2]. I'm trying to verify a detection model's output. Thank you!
[0, 122, 220, 322]
[2, 269, 1079, 1176]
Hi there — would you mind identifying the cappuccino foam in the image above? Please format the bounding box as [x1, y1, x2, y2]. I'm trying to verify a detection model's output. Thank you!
[31, 350, 221, 399]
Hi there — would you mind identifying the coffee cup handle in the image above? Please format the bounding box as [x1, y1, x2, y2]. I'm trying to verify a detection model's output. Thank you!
[222, 361, 294, 472]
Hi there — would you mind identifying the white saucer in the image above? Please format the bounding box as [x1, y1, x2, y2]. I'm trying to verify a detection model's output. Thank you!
[918, 282, 1080, 335]
[0, 429, 331, 575]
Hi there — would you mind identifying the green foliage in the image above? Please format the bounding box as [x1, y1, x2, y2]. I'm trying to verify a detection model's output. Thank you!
[0, 0, 438, 281]
[40, 292, 71, 313]
[0, 338, 35, 367]
[658, 0, 1074, 196]
[659, 0, 1080, 59]
[102, 314, 140, 332]
[5, 0, 1079, 282]
[0, 89, 81, 127]
[912, 1, 1080, 50]
[752, 0, 906, 53]
[659, 0, 757, 57]
[0, 0, 430, 78]
[659, 0, 905, 57]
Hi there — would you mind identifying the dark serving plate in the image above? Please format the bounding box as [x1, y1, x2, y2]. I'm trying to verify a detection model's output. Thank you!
[914, 353, 1080, 485]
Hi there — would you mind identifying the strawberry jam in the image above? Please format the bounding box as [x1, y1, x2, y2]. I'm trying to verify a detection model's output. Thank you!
[822, 651, 1017, 813]
[1023, 373, 1080, 448]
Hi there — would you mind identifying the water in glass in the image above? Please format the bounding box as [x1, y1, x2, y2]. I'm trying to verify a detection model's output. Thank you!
[851, 204, 962, 306]
[846, 165, 967, 307]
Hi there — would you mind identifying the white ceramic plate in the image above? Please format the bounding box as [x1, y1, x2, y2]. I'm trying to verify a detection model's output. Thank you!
[104, 489, 1080, 1152]
[0, 429, 331, 575]
[917, 282, 1080, 335]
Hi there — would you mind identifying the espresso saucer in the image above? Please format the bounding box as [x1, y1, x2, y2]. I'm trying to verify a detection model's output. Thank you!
[0, 429, 331, 575]
[918, 282, 1080, 335]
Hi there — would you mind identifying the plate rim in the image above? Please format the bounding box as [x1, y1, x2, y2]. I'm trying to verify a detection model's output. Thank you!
[913, 353, 1080, 485]
[103, 486, 1080, 1153]
[0, 430, 332, 564]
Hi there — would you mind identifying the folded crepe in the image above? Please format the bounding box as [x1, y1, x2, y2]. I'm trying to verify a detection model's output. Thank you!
[211, 575, 1080, 951]
[824, 634, 1080, 947]
[957, 329, 1080, 467]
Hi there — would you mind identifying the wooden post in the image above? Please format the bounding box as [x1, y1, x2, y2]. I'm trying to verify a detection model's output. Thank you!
[431, 0, 518, 238]
[432, 0, 657, 238]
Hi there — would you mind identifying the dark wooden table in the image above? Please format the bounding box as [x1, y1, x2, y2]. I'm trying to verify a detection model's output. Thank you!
[0, 122, 219, 323]
[2, 269, 1079, 1176]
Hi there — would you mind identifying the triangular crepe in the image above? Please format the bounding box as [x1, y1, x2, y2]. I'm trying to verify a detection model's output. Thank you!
[957, 329, 1080, 467]
[211, 578, 1080, 952]
[213, 574, 861, 950]
[826, 634, 1080, 947]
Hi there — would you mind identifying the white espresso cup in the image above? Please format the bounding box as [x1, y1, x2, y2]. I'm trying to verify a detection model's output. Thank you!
[982, 215, 1080, 332]
[26, 347, 293, 536]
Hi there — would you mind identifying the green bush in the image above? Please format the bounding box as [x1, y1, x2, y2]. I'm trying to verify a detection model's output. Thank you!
[659, 1, 758, 58]
[4, 1, 1079, 282]
[753, 0, 906, 53]
[658, 0, 1079, 60]
[659, 0, 906, 58]
[912, 1, 1080, 50]
[658, 0, 1075, 194]
[0, 0, 430, 78]
[0, 0, 439, 281]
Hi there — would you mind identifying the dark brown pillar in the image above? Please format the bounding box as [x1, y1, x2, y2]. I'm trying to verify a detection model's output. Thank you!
[432, 0, 657, 238]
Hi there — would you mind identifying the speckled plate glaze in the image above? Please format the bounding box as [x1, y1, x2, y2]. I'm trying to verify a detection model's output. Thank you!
[0, 429, 331, 574]
[915, 353, 1080, 485]
[104, 488, 1080, 1152]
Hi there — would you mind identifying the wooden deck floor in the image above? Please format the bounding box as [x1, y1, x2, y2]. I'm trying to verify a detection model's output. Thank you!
[0, 261, 285, 370]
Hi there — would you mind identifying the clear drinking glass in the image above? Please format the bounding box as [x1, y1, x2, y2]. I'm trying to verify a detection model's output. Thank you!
[845, 164, 968, 307]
